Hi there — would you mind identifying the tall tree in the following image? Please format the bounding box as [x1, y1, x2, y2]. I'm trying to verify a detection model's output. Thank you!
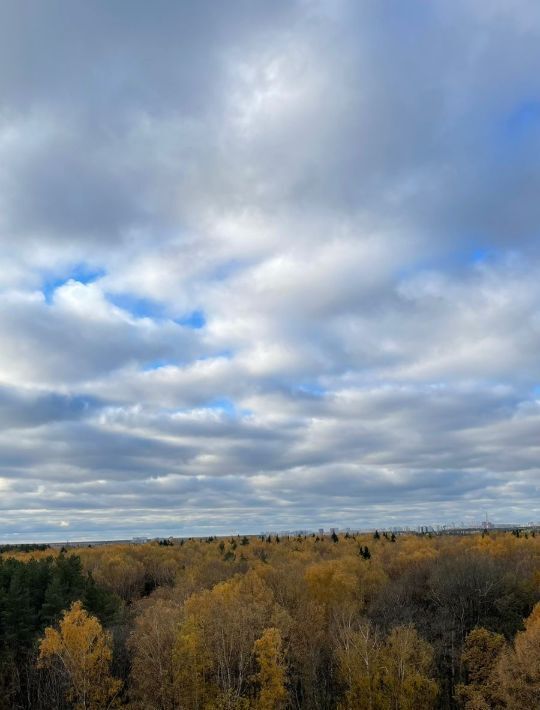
[381, 625, 438, 710]
[456, 627, 505, 709]
[252, 628, 288, 710]
[38, 601, 122, 710]
[335, 619, 383, 710]
[495, 602, 540, 709]
[128, 599, 183, 710]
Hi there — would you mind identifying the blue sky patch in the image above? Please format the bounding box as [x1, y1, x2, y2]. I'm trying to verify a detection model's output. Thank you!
[175, 309, 206, 329]
[396, 243, 502, 281]
[504, 99, 540, 139]
[469, 247, 500, 265]
[42, 264, 105, 304]
[107, 295, 206, 328]
[107, 293, 166, 319]
[204, 397, 236, 415]
[295, 383, 327, 398]
[142, 359, 181, 372]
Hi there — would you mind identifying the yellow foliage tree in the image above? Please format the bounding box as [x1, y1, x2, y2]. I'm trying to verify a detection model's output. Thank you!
[38, 600, 122, 710]
[128, 598, 183, 709]
[495, 601, 540, 708]
[456, 627, 505, 709]
[252, 627, 288, 710]
[337, 622, 437, 710]
[305, 558, 359, 608]
[381, 625, 438, 710]
[336, 620, 383, 710]
[173, 571, 288, 709]
[92, 553, 145, 601]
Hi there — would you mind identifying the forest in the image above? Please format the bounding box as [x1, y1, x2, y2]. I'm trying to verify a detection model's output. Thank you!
[0, 530, 539, 709]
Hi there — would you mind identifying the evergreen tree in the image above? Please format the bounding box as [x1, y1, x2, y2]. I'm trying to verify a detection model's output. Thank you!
[3, 568, 34, 646]
[40, 575, 66, 627]
[83, 574, 121, 625]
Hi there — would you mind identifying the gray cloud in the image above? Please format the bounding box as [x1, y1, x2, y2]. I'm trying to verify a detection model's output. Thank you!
[1, 0, 540, 540]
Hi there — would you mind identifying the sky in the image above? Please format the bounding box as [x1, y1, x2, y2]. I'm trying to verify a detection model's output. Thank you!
[1, 1, 540, 541]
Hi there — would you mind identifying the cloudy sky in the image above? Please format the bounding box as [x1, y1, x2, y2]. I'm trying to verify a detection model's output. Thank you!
[1, 1, 540, 541]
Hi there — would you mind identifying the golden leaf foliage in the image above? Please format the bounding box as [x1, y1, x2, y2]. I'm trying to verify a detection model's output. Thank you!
[336, 620, 383, 710]
[173, 571, 289, 709]
[495, 601, 540, 708]
[91, 553, 146, 601]
[252, 627, 288, 710]
[127, 598, 183, 709]
[456, 627, 505, 709]
[382, 625, 438, 710]
[457, 603, 540, 709]
[305, 558, 362, 617]
[336, 622, 438, 710]
[9, 531, 539, 709]
[38, 600, 122, 710]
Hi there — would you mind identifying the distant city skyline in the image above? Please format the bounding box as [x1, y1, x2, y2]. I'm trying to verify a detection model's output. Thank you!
[1, 1, 540, 541]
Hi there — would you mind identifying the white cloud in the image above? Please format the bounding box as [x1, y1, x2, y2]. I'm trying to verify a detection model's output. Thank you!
[0, 0, 540, 539]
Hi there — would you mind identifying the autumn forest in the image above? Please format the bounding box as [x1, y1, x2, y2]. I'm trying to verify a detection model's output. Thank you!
[1, 531, 539, 709]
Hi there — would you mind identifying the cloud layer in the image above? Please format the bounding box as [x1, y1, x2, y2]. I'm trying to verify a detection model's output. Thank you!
[1, 0, 540, 540]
